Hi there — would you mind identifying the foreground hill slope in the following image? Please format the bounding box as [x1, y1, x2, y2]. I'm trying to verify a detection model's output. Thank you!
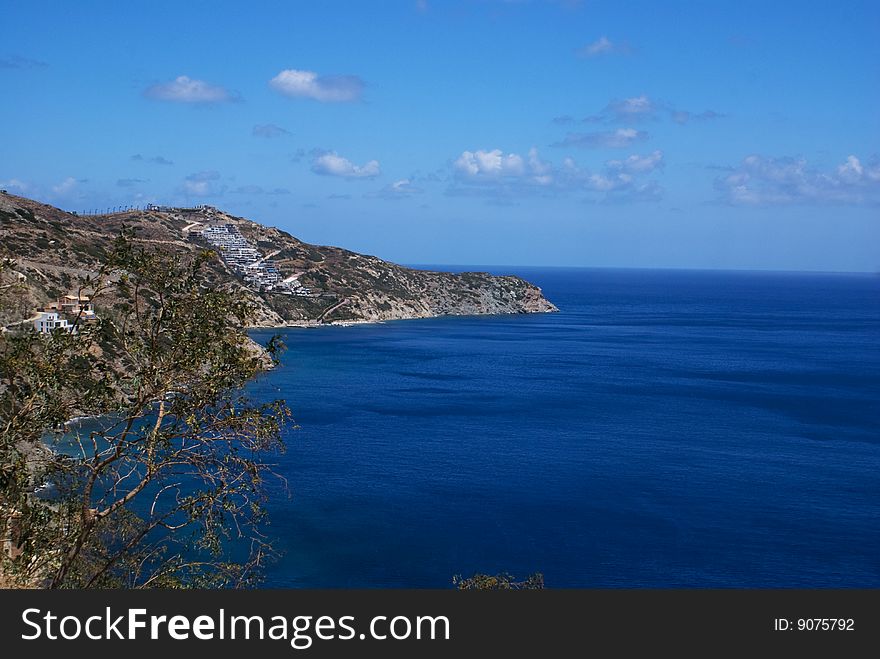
[0, 192, 557, 326]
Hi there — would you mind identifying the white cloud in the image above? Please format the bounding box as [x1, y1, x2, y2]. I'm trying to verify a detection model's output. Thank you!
[454, 149, 526, 180]
[387, 179, 420, 194]
[715, 154, 880, 205]
[311, 152, 380, 178]
[182, 170, 223, 197]
[132, 154, 174, 165]
[452, 147, 556, 188]
[836, 155, 880, 184]
[270, 69, 364, 103]
[371, 179, 425, 199]
[0, 55, 47, 69]
[552, 128, 648, 149]
[527, 147, 551, 173]
[670, 109, 724, 124]
[606, 150, 664, 174]
[144, 76, 237, 104]
[577, 36, 630, 58]
[585, 36, 613, 56]
[836, 155, 864, 181]
[449, 146, 662, 202]
[560, 152, 664, 201]
[607, 96, 656, 121]
[52, 176, 77, 196]
[252, 123, 289, 138]
[449, 147, 551, 198]
[182, 181, 212, 196]
[578, 95, 723, 126]
[583, 95, 659, 123]
[0, 178, 29, 193]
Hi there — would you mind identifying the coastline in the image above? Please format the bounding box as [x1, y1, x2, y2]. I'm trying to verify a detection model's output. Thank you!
[247, 307, 558, 330]
[252, 318, 385, 330]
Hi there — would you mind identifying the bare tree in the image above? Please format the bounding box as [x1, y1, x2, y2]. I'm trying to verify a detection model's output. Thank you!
[0, 234, 291, 588]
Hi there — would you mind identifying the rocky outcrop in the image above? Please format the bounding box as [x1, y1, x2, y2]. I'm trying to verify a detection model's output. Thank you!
[0, 192, 557, 326]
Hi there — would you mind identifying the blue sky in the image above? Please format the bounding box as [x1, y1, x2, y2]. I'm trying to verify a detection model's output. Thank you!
[2, 0, 878, 271]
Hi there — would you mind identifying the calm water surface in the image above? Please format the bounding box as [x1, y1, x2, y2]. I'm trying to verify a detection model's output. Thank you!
[248, 268, 880, 587]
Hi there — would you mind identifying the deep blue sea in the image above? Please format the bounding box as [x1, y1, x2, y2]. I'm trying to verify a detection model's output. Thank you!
[248, 268, 880, 588]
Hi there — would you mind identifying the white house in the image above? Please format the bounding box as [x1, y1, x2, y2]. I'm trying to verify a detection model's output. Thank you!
[33, 311, 74, 334]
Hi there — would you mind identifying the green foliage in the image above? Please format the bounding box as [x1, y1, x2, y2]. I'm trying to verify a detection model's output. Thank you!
[0, 232, 292, 588]
[452, 572, 545, 590]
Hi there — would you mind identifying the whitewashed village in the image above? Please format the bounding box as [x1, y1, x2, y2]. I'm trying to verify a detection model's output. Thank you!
[152, 204, 312, 297]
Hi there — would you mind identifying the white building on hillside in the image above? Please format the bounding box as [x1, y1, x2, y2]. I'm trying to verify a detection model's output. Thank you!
[33, 311, 74, 334]
[198, 223, 301, 293]
[58, 295, 96, 320]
